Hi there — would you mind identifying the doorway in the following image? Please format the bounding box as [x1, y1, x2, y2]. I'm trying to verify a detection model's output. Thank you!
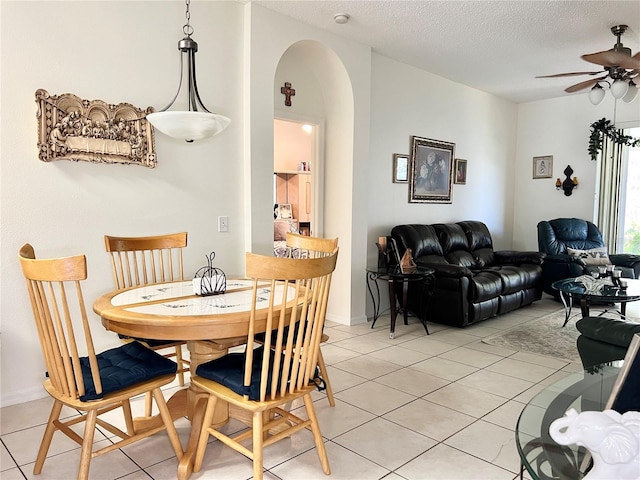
[273, 116, 324, 248]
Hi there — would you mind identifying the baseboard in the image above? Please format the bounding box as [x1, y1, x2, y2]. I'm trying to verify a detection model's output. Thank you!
[326, 313, 367, 326]
[0, 385, 48, 408]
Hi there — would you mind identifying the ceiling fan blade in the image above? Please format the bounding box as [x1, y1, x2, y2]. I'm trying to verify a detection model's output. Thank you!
[564, 76, 608, 93]
[536, 71, 603, 78]
[582, 50, 640, 70]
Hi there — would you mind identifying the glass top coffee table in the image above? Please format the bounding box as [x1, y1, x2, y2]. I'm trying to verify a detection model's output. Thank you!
[552, 278, 640, 326]
[515, 364, 620, 480]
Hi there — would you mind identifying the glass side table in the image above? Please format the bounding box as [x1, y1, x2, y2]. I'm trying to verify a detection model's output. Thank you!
[365, 265, 434, 338]
[515, 364, 620, 480]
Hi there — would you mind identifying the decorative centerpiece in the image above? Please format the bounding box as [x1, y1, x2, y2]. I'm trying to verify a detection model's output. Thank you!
[550, 408, 640, 480]
[193, 252, 226, 296]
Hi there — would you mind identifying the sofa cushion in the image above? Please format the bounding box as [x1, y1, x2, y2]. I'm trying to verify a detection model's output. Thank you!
[488, 266, 526, 294]
[458, 221, 495, 267]
[468, 271, 502, 302]
[434, 223, 477, 268]
[391, 224, 445, 262]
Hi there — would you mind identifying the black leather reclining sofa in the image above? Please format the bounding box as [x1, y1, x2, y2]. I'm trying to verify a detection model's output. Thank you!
[391, 221, 545, 327]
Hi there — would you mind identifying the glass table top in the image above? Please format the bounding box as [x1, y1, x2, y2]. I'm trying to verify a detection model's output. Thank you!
[366, 265, 434, 278]
[552, 278, 640, 303]
[515, 364, 621, 480]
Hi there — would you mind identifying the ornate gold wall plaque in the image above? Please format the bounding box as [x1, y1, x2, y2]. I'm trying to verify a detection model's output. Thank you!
[35, 89, 157, 168]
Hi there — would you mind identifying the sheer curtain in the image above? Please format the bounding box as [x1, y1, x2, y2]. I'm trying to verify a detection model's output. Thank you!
[596, 135, 624, 254]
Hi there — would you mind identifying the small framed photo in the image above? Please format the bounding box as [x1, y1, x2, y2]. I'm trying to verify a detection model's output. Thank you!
[454, 159, 467, 185]
[393, 154, 409, 183]
[533, 155, 553, 179]
[275, 203, 292, 219]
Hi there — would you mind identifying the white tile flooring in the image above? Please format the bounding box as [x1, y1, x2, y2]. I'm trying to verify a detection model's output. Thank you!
[1, 296, 582, 480]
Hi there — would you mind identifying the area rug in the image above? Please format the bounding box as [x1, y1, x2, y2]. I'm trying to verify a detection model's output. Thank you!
[482, 310, 581, 363]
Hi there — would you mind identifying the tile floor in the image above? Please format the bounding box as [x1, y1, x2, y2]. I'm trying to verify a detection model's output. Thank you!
[2, 296, 585, 480]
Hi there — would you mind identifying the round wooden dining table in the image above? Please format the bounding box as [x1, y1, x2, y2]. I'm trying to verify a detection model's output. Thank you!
[93, 278, 301, 478]
[93, 279, 299, 478]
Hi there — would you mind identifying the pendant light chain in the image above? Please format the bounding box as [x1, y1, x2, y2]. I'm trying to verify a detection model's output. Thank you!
[183, 0, 193, 37]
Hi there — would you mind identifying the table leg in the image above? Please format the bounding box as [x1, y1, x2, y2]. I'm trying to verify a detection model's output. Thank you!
[621, 302, 627, 319]
[388, 279, 398, 339]
[580, 298, 590, 319]
[367, 273, 382, 328]
[558, 291, 572, 327]
[187, 341, 230, 427]
[401, 279, 410, 325]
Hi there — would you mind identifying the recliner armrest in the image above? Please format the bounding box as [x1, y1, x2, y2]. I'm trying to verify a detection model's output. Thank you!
[576, 316, 640, 348]
[609, 253, 640, 269]
[494, 250, 545, 265]
[415, 261, 472, 279]
[542, 253, 587, 267]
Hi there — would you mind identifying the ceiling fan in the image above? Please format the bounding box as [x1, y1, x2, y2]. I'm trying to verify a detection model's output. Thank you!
[537, 25, 640, 103]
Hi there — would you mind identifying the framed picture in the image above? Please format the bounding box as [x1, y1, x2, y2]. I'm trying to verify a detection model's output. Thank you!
[533, 155, 553, 179]
[454, 159, 467, 185]
[409, 136, 455, 204]
[392, 154, 409, 183]
[275, 203, 292, 219]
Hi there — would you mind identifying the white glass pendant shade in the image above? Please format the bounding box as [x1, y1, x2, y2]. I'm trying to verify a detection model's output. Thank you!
[146, 111, 230, 143]
[147, 9, 230, 143]
[622, 82, 638, 103]
[588, 85, 606, 105]
[610, 79, 629, 99]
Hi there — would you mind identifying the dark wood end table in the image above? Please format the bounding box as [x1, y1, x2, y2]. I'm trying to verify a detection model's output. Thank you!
[366, 265, 434, 338]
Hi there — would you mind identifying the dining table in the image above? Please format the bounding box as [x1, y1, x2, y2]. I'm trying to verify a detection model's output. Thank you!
[93, 277, 302, 478]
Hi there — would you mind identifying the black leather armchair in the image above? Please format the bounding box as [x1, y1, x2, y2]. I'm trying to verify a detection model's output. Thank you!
[576, 316, 640, 369]
[537, 218, 640, 296]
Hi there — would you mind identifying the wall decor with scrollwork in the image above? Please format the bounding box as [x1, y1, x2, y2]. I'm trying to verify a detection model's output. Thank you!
[35, 89, 157, 168]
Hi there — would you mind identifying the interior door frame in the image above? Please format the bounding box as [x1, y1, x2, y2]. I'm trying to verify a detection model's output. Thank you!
[274, 110, 325, 238]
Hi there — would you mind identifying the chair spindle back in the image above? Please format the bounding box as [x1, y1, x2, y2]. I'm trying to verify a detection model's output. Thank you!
[244, 249, 338, 402]
[104, 232, 187, 289]
[19, 244, 100, 400]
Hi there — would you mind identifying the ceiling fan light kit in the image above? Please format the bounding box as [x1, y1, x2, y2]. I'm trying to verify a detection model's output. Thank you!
[588, 84, 606, 105]
[538, 25, 640, 104]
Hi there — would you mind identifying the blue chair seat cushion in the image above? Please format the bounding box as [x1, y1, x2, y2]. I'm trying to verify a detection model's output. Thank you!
[196, 347, 276, 401]
[196, 347, 323, 401]
[79, 341, 177, 401]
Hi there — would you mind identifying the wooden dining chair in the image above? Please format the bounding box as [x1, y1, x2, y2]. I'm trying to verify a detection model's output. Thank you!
[283, 232, 338, 406]
[104, 233, 190, 414]
[180, 249, 338, 480]
[18, 244, 184, 480]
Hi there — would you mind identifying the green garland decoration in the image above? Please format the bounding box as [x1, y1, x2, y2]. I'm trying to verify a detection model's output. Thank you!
[589, 117, 640, 161]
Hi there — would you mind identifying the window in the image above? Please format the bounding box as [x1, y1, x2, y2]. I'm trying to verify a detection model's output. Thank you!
[620, 127, 640, 253]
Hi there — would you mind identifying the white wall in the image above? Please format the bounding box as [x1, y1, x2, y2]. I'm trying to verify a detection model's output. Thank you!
[513, 94, 640, 251]
[246, 5, 371, 326]
[1, 1, 245, 405]
[367, 54, 518, 252]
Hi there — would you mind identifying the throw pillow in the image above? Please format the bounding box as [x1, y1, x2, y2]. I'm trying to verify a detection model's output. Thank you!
[567, 247, 610, 265]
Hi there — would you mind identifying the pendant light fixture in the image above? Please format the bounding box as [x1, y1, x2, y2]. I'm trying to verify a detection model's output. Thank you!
[146, 0, 230, 143]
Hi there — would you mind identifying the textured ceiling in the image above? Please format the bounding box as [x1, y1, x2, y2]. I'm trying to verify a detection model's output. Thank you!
[253, 0, 640, 104]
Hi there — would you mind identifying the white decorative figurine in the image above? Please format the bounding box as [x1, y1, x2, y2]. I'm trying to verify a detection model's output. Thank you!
[549, 408, 640, 480]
